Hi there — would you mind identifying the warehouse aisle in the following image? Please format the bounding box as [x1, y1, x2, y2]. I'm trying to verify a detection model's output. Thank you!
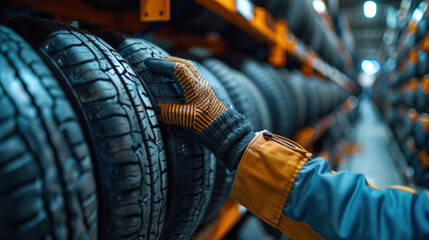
[338, 97, 406, 189]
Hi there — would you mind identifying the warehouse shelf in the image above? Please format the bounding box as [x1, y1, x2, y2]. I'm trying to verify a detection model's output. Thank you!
[194, 0, 358, 92]
[394, 1, 429, 67]
[310, 0, 355, 74]
[1, 1, 358, 239]
[396, 33, 429, 72]
[6, 0, 357, 92]
[379, 109, 419, 185]
[295, 97, 358, 152]
[6, 0, 154, 32]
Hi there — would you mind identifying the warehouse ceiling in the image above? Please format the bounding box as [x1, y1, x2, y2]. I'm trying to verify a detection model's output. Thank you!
[339, 0, 402, 64]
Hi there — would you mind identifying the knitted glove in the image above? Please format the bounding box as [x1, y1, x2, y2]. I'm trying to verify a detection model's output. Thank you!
[145, 57, 255, 170]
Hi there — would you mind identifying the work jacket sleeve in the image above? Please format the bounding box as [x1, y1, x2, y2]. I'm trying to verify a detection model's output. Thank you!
[231, 131, 429, 240]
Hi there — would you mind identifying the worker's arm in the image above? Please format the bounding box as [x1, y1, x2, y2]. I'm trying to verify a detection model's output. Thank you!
[232, 130, 429, 239]
[145, 57, 429, 239]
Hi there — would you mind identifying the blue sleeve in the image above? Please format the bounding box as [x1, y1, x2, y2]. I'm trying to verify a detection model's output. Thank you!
[283, 158, 429, 239]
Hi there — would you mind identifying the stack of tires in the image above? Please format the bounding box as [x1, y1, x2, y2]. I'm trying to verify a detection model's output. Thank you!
[373, 8, 429, 188]
[0, 16, 349, 239]
[170, 0, 346, 72]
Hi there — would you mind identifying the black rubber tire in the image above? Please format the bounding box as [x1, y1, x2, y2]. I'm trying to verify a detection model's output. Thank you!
[319, 33, 337, 67]
[263, 65, 297, 134]
[259, 0, 289, 18]
[194, 61, 234, 108]
[3, 17, 168, 240]
[193, 61, 237, 225]
[404, 89, 416, 109]
[96, 33, 216, 240]
[301, 13, 317, 46]
[281, 0, 312, 38]
[330, 83, 343, 109]
[234, 70, 273, 131]
[300, 75, 321, 123]
[0, 25, 97, 239]
[317, 81, 331, 116]
[240, 60, 294, 137]
[417, 16, 428, 42]
[414, 120, 428, 150]
[416, 51, 427, 78]
[280, 69, 308, 129]
[202, 58, 261, 130]
[416, 86, 429, 113]
[201, 161, 235, 224]
[309, 19, 324, 54]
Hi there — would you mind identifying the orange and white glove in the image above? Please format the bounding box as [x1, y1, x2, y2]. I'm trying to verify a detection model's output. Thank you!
[145, 57, 255, 170]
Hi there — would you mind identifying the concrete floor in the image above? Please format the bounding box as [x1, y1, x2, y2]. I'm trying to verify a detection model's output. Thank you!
[337, 97, 406, 189]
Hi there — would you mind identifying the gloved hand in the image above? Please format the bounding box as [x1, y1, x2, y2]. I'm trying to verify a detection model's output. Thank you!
[145, 57, 255, 170]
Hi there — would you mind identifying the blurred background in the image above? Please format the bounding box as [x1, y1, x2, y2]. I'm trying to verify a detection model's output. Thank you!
[0, 0, 427, 239]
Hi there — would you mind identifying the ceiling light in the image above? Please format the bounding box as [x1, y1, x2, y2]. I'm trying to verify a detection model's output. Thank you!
[361, 60, 380, 75]
[313, 0, 326, 14]
[364, 1, 377, 18]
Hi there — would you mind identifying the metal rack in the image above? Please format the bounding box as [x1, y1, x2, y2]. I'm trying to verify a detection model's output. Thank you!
[2, 0, 360, 238]
[6, 0, 358, 93]
[194, 0, 358, 92]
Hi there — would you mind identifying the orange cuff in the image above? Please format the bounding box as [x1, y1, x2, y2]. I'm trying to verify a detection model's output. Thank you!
[231, 131, 312, 227]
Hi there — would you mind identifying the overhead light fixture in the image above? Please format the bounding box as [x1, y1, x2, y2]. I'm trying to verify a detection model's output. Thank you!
[364, 1, 377, 18]
[313, 0, 326, 14]
[361, 60, 380, 75]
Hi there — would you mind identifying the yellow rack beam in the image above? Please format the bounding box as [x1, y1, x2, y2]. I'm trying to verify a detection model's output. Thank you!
[194, 0, 358, 92]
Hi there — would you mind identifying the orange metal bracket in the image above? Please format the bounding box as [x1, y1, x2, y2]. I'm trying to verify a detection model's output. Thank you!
[301, 63, 314, 77]
[408, 49, 418, 64]
[193, 198, 244, 240]
[7, 0, 150, 33]
[423, 34, 429, 52]
[268, 20, 288, 67]
[419, 151, 429, 169]
[140, 0, 170, 21]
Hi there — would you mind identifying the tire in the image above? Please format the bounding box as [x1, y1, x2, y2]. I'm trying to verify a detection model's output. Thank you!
[316, 81, 330, 116]
[404, 89, 416, 109]
[3, 17, 168, 240]
[414, 120, 428, 150]
[96, 33, 216, 240]
[263, 64, 297, 135]
[0, 25, 97, 239]
[416, 86, 429, 113]
[309, 19, 324, 54]
[195, 61, 234, 108]
[281, 0, 312, 38]
[301, 13, 317, 46]
[194, 61, 237, 225]
[240, 60, 294, 137]
[202, 58, 261, 130]
[416, 51, 427, 78]
[259, 0, 288, 18]
[299, 74, 321, 123]
[234, 71, 273, 131]
[201, 161, 235, 224]
[320, 33, 337, 66]
[417, 16, 428, 42]
[279, 69, 308, 129]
